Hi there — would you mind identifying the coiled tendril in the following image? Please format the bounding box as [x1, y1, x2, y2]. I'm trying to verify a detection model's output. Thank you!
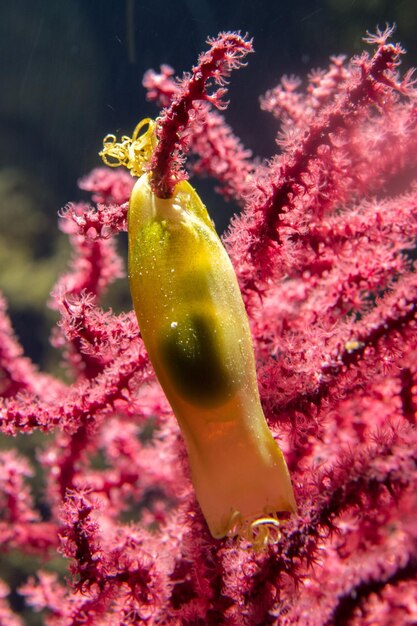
[99, 118, 156, 177]
[227, 510, 284, 551]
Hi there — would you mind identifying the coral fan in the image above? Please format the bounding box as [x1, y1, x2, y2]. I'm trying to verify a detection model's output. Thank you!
[1, 26, 417, 625]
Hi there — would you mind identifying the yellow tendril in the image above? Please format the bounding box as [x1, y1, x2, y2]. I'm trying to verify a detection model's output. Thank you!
[249, 516, 282, 550]
[226, 510, 284, 551]
[99, 118, 157, 177]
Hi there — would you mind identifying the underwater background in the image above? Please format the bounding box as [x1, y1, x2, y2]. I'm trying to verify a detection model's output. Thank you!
[0, 1, 416, 623]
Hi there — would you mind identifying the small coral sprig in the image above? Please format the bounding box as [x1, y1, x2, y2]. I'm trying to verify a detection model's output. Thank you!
[151, 32, 253, 198]
[143, 64, 255, 205]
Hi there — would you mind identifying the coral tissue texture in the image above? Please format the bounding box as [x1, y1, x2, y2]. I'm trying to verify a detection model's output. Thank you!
[1, 27, 417, 625]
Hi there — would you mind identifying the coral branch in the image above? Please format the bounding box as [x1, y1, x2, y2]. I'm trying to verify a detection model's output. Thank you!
[144, 65, 255, 204]
[150, 32, 253, 198]
[227, 28, 416, 291]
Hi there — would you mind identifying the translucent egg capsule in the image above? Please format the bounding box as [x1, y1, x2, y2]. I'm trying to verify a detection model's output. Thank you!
[128, 173, 296, 542]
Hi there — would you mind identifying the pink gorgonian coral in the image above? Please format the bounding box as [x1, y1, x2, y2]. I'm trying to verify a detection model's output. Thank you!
[1, 26, 417, 625]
